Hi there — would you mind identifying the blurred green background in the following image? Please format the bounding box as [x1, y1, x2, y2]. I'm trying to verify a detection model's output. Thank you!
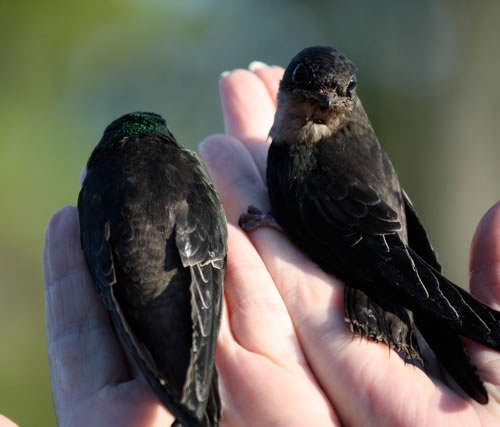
[1, 0, 499, 424]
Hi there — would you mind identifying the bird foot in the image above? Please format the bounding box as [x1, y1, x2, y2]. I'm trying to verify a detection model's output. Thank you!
[238, 205, 282, 232]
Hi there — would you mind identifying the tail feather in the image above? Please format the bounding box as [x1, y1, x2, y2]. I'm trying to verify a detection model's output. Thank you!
[414, 312, 488, 404]
[344, 286, 423, 365]
[204, 369, 222, 426]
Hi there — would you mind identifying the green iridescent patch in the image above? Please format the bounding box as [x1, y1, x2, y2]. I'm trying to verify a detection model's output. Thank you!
[120, 112, 167, 137]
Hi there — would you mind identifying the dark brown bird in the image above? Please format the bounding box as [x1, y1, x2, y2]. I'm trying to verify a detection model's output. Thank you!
[78, 112, 227, 426]
[241, 46, 500, 404]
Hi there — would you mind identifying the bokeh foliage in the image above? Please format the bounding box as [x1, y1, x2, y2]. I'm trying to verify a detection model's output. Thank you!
[0, 0, 499, 424]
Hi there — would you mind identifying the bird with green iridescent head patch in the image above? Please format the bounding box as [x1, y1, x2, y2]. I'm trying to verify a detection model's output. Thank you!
[78, 111, 227, 426]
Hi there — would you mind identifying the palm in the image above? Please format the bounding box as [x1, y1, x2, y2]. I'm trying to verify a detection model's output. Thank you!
[43, 65, 500, 426]
[204, 66, 500, 425]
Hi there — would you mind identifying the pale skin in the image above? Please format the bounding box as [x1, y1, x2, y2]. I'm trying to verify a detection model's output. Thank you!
[41, 64, 500, 426]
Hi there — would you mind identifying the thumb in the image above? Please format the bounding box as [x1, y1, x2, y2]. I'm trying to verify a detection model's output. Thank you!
[468, 201, 500, 399]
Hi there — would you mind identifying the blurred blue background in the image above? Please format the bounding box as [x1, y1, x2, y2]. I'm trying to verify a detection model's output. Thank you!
[1, 0, 499, 424]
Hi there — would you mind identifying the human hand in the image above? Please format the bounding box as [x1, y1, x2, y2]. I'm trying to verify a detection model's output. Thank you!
[198, 63, 500, 425]
[41, 69, 333, 426]
[42, 63, 500, 426]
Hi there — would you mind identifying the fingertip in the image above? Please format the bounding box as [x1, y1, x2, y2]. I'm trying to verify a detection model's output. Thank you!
[218, 68, 252, 97]
[469, 201, 500, 307]
[43, 205, 101, 341]
[199, 135, 267, 224]
[46, 205, 79, 235]
[248, 61, 269, 72]
[199, 134, 233, 162]
[199, 134, 240, 186]
[199, 134, 248, 176]
[469, 200, 500, 272]
[218, 67, 252, 81]
[252, 66, 284, 106]
[218, 69, 276, 142]
[44, 206, 82, 286]
[45, 205, 79, 245]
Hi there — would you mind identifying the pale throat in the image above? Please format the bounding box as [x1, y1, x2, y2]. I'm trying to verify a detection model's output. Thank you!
[270, 92, 352, 145]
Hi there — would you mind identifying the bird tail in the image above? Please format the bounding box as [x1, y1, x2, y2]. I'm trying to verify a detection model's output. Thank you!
[344, 286, 423, 365]
[204, 369, 222, 426]
[414, 311, 488, 404]
[174, 371, 220, 427]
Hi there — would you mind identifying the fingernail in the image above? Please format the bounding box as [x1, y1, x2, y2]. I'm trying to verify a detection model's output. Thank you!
[248, 61, 268, 72]
[220, 71, 230, 78]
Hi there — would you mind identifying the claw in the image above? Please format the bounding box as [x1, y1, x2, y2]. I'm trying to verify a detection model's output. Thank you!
[238, 205, 282, 232]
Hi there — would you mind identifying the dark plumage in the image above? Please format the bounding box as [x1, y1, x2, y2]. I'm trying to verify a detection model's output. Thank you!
[78, 112, 227, 426]
[248, 46, 500, 404]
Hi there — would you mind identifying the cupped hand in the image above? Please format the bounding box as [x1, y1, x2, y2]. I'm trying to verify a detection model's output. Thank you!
[199, 63, 500, 426]
[42, 63, 500, 427]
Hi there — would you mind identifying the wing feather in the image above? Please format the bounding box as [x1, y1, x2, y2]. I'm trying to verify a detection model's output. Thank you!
[174, 168, 227, 420]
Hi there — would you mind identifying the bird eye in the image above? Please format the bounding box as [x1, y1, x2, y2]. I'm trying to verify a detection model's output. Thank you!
[291, 63, 310, 85]
[347, 74, 357, 92]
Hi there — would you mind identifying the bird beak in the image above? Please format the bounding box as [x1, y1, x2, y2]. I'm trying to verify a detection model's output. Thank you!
[293, 88, 338, 109]
[315, 91, 337, 109]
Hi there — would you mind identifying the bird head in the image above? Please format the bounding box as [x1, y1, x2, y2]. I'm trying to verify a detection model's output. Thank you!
[280, 46, 358, 112]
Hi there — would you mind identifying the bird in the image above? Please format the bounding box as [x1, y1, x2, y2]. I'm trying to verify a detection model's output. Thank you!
[78, 112, 227, 426]
[240, 46, 500, 404]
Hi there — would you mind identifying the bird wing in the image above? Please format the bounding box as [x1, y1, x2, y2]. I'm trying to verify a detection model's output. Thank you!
[401, 191, 489, 403]
[297, 175, 500, 347]
[296, 173, 404, 253]
[78, 190, 117, 306]
[296, 175, 432, 299]
[401, 189, 500, 348]
[78, 187, 207, 427]
[402, 190, 442, 272]
[174, 170, 227, 420]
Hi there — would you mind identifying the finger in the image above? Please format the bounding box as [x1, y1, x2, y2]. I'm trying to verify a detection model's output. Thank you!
[201, 133, 341, 422]
[219, 67, 276, 142]
[222, 224, 310, 368]
[43, 206, 128, 409]
[469, 201, 500, 307]
[249, 62, 284, 108]
[468, 201, 500, 394]
[216, 324, 338, 427]
[213, 232, 338, 426]
[216, 65, 350, 364]
[200, 134, 269, 225]
[219, 69, 277, 178]
[201, 137, 304, 366]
